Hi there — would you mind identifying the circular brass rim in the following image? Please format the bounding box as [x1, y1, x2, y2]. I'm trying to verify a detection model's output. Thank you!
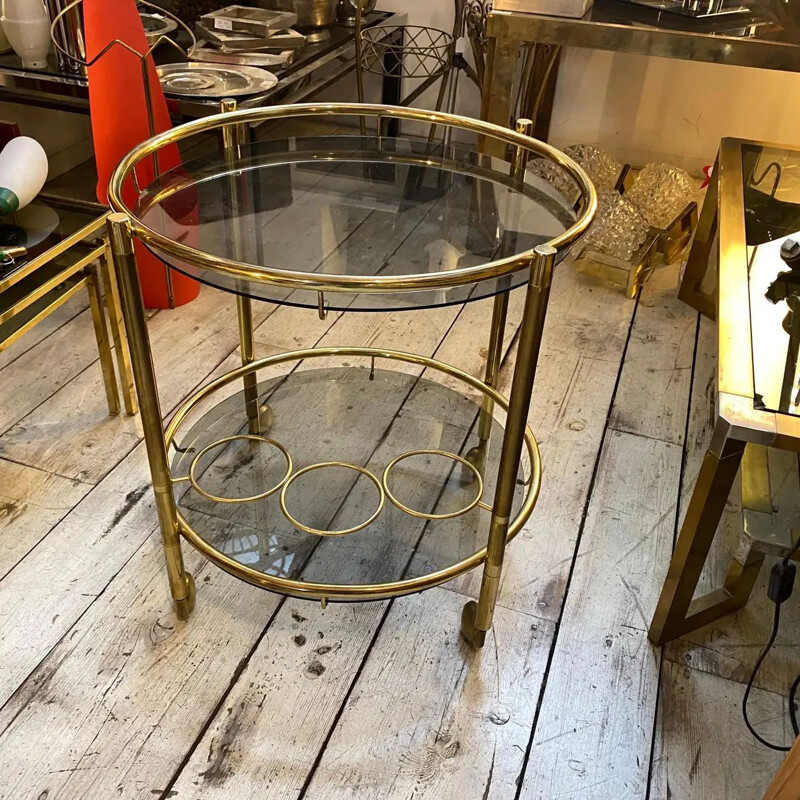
[279, 461, 385, 537]
[382, 449, 487, 520]
[166, 346, 541, 601]
[188, 434, 292, 504]
[108, 102, 596, 293]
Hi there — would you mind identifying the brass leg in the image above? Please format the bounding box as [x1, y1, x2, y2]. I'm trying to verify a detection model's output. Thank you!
[465, 291, 509, 479]
[481, 33, 521, 149]
[221, 98, 269, 435]
[101, 241, 137, 415]
[678, 151, 719, 320]
[462, 245, 556, 647]
[648, 431, 748, 645]
[106, 213, 194, 619]
[85, 265, 121, 417]
[237, 294, 270, 434]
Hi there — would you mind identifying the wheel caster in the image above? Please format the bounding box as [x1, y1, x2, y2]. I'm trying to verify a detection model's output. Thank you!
[174, 572, 195, 620]
[460, 600, 486, 648]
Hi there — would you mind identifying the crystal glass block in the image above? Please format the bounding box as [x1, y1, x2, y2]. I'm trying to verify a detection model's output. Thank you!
[626, 162, 697, 229]
[528, 143, 622, 200]
[576, 190, 650, 262]
[564, 144, 622, 192]
[526, 156, 578, 202]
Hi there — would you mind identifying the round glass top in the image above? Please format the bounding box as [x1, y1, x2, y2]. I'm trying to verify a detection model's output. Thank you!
[170, 362, 532, 596]
[134, 133, 583, 311]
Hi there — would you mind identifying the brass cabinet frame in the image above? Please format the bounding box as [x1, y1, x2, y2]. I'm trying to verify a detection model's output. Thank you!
[0, 211, 136, 417]
[650, 138, 800, 645]
[105, 102, 596, 646]
[480, 9, 800, 145]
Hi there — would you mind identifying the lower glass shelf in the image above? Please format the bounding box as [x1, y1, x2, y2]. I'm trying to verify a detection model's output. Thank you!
[167, 349, 540, 601]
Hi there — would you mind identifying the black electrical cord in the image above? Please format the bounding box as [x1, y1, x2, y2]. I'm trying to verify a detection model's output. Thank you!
[789, 672, 800, 737]
[742, 537, 800, 751]
[742, 603, 791, 751]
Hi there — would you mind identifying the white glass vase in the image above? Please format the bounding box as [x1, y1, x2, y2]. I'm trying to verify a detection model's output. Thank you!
[1, 0, 51, 70]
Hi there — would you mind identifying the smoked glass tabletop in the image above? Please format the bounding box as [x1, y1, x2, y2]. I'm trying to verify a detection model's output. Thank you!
[170, 361, 529, 594]
[744, 142, 800, 416]
[133, 133, 581, 311]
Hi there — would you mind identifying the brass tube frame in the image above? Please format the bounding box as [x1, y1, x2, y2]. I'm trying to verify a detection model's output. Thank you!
[163, 346, 541, 603]
[106, 104, 593, 636]
[107, 103, 596, 294]
[85, 264, 120, 417]
[106, 212, 195, 619]
[462, 244, 556, 647]
[221, 97, 264, 436]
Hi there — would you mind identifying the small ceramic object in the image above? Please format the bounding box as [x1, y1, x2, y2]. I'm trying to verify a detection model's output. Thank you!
[0, 136, 48, 214]
[1, 0, 51, 69]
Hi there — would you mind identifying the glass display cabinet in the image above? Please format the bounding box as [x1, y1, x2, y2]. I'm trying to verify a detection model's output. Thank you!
[652, 137, 800, 644]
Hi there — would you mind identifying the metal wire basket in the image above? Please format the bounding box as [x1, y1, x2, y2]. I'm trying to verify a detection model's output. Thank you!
[358, 24, 454, 79]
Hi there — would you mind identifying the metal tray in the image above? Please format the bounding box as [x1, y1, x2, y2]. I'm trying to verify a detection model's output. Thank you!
[140, 13, 179, 44]
[156, 63, 279, 97]
[200, 6, 297, 36]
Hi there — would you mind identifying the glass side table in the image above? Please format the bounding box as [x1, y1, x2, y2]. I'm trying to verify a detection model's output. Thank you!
[105, 102, 595, 646]
[651, 138, 800, 644]
[0, 202, 136, 417]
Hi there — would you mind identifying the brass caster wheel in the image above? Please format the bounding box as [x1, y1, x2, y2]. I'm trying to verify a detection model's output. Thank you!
[174, 572, 196, 620]
[460, 600, 487, 648]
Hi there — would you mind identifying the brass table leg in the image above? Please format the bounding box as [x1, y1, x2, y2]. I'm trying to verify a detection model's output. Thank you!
[85, 264, 121, 417]
[466, 291, 509, 479]
[462, 244, 556, 647]
[101, 240, 137, 415]
[648, 430, 751, 645]
[237, 294, 270, 434]
[481, 33, 520, 152]
[678, 151, 719, 320]
[222, 98, 270, 435]
[107, 213, 195, 619]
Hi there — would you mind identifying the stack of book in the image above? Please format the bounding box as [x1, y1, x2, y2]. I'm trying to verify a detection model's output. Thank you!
[193, 5, 306, 68]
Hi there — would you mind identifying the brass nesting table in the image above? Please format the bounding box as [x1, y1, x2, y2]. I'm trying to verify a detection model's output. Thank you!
[651, 138, 800, 644]
[105, 102, 594, 646]
[0, 203, 135, 416]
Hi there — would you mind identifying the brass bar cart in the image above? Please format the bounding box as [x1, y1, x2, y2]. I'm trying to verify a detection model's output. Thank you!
[106, 103, 595, 645]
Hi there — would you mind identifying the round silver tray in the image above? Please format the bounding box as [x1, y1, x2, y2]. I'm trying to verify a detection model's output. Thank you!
[156, 63, 278, 97]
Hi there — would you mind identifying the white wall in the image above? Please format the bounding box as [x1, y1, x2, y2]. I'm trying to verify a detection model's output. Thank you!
[384, 0, 800, 175]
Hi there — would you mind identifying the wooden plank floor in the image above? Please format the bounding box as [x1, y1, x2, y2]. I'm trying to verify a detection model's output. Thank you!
[0, 255, 794, 798]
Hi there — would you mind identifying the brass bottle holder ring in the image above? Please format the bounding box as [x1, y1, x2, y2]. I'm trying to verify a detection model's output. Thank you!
[175, 434, 293, 504]
[382, 449, 492, 520]
[279, 461, 386, 537]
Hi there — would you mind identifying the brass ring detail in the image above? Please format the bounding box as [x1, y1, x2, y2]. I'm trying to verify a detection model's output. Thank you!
[382, 449, 485, 520]
[167, 347, 542, 601]
[280, 461, 385, 537]
[189, 434, 292, 504]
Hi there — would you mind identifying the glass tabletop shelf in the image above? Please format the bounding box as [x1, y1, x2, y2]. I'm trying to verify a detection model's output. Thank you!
[169, 356, 535, 598]
[132, 133, 582, 312]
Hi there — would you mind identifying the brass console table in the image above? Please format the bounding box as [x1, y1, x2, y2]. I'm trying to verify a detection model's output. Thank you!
[105, 103, 594, 646]
[482, 1, 800, 141]
[651, 138, 800, 644]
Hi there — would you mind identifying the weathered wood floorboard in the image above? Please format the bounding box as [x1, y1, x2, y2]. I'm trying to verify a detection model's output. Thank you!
[1, 211, 788, 800]
[519, 430, 682, 800]
[651, 660, 787, 800]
